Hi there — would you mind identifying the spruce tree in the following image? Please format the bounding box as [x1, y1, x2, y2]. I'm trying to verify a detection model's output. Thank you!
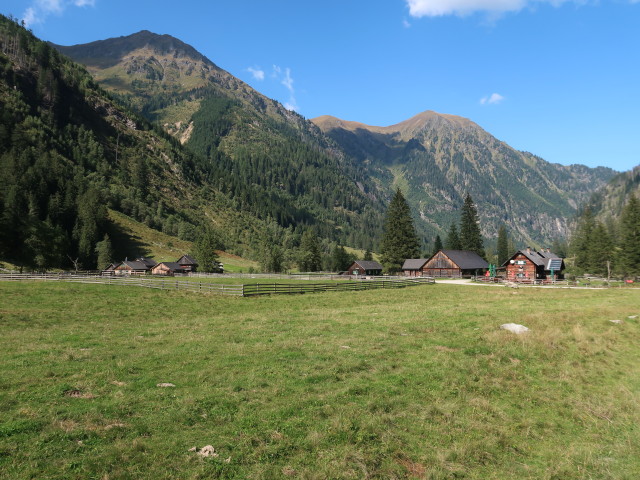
[571, 206, 596, 272]
[363, 249, 373, 261]
[445, 223, 462, 250]
[192, 226, 221, 273]
[459, 193, 485, 258]
[380, 188, 420, 273]
[298, 230, 322, 272]
[618, 195, 640, 275]
[330, 245, 352, 272]
[589, 222, 614, 277]
[497, 225, 510, 265]
[95, 233, 114, 269]
[432, 235, 443, 256]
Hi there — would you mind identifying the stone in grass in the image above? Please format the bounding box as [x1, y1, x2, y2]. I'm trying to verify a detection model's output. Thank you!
[156, 382, 176, 388]
[190, 445, 218, 458]
[609, 319, 624, 324]
[628, 315, 638, 319]
[500, 323, 529, 334]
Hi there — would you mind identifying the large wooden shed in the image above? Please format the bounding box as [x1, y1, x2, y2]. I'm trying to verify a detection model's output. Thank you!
[151, 262, 185, 276]
[177, 255, 199, 273]
[422, 250, 489, 277]
[401, 259, 429, 277]
[346, 260, 383, 276]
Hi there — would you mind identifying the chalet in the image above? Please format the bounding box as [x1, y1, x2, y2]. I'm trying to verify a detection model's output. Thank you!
[346, 260, 383, 276]
[422, 250, 489, 277]
[114, 260, 150, 275]
[401, 259, 429, 277]
[102, 263, 117, 275]
[151, 262, 185, 276]
[176, 254, 198, 273]
[503, 247, 565, 281]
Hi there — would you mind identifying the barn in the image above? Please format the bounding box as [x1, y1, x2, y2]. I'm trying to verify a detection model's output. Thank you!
[422, 250, 489, 277]
[401, 259, 429, 277]
[113, 260, 150, 275]
[346, 260, 383, 276]
[503, 248, 565, 281]
[151, 262, 185, 276]
[177, 255, 199, 273]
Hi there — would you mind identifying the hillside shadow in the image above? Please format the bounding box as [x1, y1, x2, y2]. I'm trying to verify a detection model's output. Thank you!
[104, 221, 151, 261]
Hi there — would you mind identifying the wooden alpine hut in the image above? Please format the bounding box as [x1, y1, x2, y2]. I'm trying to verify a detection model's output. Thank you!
[176, 254, 199, 273]
[422, 250, 489, 277]
[503, 247, 565, 281]
[401, 259, 429, 277]
[151, 262, 185, 276]
[346, 260, 383, 276]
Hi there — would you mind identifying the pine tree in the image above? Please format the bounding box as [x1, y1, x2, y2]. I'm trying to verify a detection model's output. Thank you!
[589, 222, 614, 277]
[363, 249, 373, 261]
[497, 225, 509, 265]
[618, 195, 640, 275]
[571, 206, 596, 272]
[380, 188, 420, 273]
[298, 230, 322, 272]
[192, 226, 221, 273]
[330, 245, 352, 272]
[432, 235, 443, 256]
[445, 223, 461, 250]
[459, 193, 485, 258]
[95, 233, 114, 269]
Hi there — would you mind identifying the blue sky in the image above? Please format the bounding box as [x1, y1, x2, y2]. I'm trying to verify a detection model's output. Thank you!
[2, 0, 639, 172]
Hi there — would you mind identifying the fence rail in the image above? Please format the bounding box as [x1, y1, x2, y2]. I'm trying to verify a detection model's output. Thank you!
[0, 273, 434, 297]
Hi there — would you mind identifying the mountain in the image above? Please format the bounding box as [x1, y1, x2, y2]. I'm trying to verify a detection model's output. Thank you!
[585, 165, 640, 221]
[53, 31, 386, 250]
[0, 15, 272, 270]
[312, 111, 617, 246]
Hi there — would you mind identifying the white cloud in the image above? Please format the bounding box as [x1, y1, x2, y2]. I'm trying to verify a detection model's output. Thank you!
[22, 0, 95, 27]
[406, 0, 571, 18]
[480, 93, 505, 105]
[403, 19, 412, 28]
[269, 65, 299, 112]
[247, 67, 265, 81]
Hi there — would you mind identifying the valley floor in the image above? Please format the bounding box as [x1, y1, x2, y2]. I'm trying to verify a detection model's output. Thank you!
[1, 282, 639, 479]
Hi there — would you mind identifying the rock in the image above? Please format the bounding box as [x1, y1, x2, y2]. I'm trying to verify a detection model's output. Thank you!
[156, 383, 176, 388]
[197, 445, 218, 458]
[609, 319, 624, 324]
[500, 323, 529, 334]
[628, 315, 638, 319]
[188, 446, 197, 452]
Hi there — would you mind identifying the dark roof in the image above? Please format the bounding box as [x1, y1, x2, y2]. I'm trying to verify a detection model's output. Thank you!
[440, 250, 489, 270]
[155, 262, 184, 270]
[118, 260, 149, 270]
[502, 249, 564, 269]
[177, 254, 198, 265]
[352, 260, 383, 271]
[136, 257, 158, 268]
[402, 259, 428, 270]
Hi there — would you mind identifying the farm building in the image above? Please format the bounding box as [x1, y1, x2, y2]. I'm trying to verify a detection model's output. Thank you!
[136, 257, 158, 269]
[177, 255, 199, 273]
[401, 259, 429, 277]
[102, 263, 117, 275]
[151, 262, 185, 276]
[346, 260, 383, 276]
[503, 248, 565, 280]
[113, 260, 151, 275]
[422, 250, 489, 277]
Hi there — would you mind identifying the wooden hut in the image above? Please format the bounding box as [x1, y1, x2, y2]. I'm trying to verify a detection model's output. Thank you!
[176, 255, 199, 273]
[346, 260, 383, 276]
[422, 250, 489, 277]
[401, 259, 429, 277]
[503, 247, 565, 281]
[151, 262, 185, 276]
[136, 257, 158, 269]
[114, 260, 150, 276]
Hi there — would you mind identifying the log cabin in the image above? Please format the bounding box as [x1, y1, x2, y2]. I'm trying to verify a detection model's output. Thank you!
[346, 260, 383, 276]
[151, 262, 185, 276]
[401, 259, 429, 277]
[176, 255, 199, 273]
[422, 250, 489, 277]
[503, 247, 565, 281]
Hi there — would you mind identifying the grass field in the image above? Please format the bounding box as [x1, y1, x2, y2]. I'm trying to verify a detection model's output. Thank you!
[1, 282, 639, 479]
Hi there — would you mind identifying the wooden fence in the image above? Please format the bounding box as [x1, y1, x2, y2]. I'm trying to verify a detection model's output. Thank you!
[0, 273, 434, 297]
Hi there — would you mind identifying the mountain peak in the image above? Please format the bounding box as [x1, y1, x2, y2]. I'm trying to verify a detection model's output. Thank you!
[52, 30, 214, 69]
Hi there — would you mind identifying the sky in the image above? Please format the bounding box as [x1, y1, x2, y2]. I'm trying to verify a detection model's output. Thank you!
[2, 0, 640, 172]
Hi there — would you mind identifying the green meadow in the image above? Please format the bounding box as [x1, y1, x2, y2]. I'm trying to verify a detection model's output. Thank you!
[1, 282, 639, 479]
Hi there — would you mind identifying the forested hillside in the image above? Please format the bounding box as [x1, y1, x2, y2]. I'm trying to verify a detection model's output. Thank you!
[54, 31, 387, 250]
[0, 15, 269, 270]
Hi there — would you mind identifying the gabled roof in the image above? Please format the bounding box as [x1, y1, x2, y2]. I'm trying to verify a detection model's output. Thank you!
[502, 250, 564, 269]
[439, 250, 489, 270]
[118, 260, 149, 270]
[402, 259, 428, 270]
[352, 260, 383, 271]
[154, 262, 184, 270]
[177, 254, 198, 265]
[136, 257, 158, 268]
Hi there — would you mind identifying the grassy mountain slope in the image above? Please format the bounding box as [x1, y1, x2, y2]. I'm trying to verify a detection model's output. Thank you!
[313, 112, 616, 246]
